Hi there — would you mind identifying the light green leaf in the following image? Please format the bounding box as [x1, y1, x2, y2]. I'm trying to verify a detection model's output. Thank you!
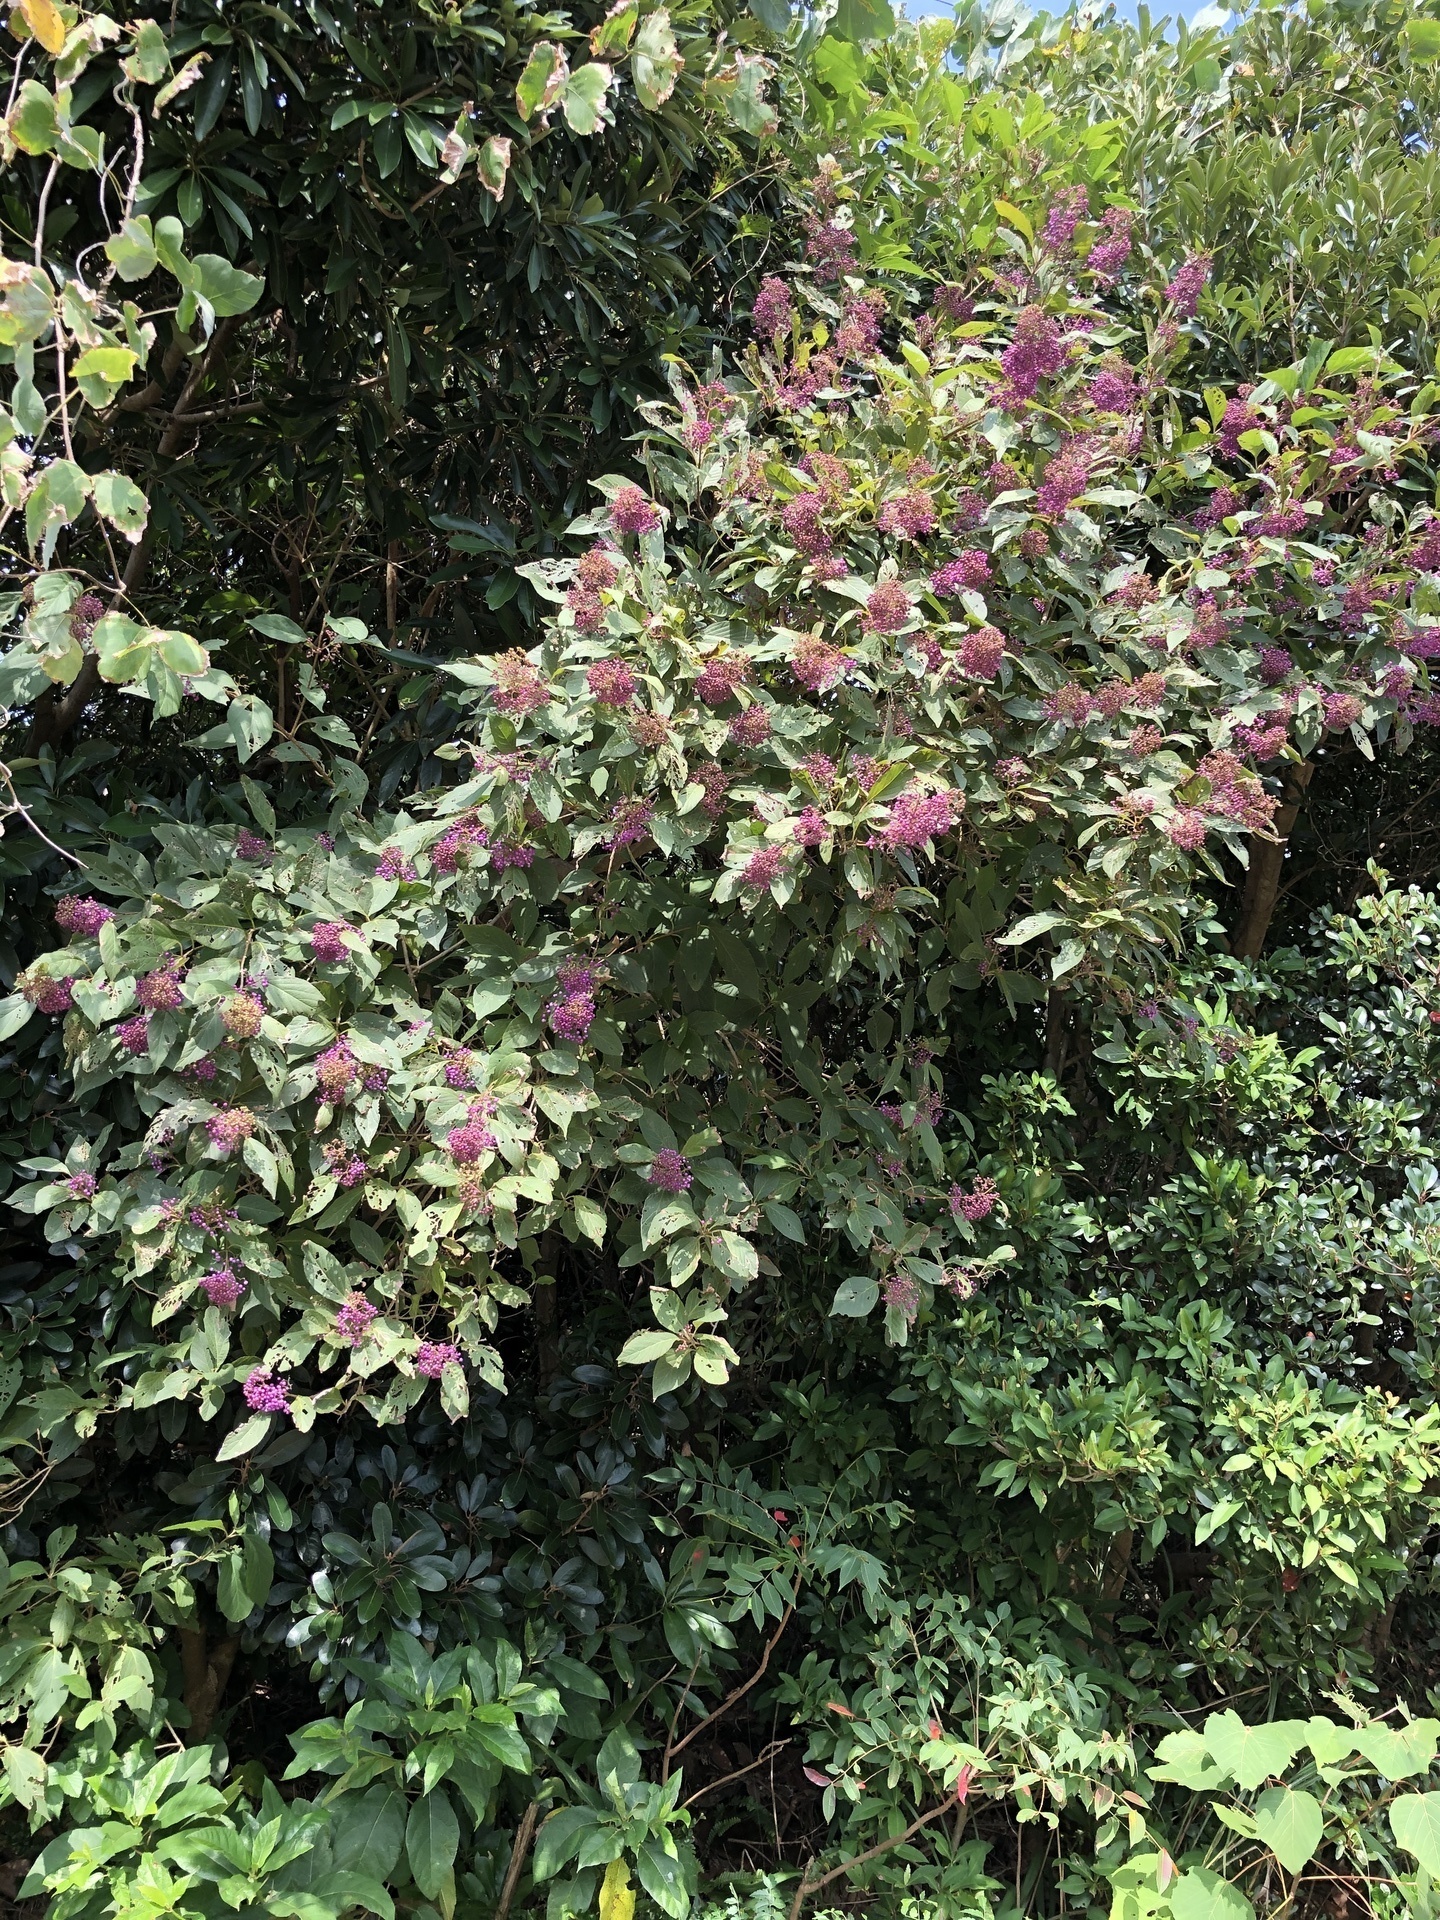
[1392, 1793, 1440, 1877]
[831, 1274, 878, 1317]
[9, 80, 60, 155]
[216, 1413, 273, 1462]
[516, 42, 568, 119]
[73, 346, 139, 407]
[1355, 1721, 1440, 1781]
[1202, 1713, 1306, 1791]
[188, 254, 265, 319]
[104, 217, 159, 281]
[92, 470, 150, 539]
[0, 994, 34, 1042]
[477, 135, 512, 200]
[1252, 1786, 1323, 1875]
[562, 62, 613, 134]
[617, 1330, 678, 1366]
[632, 10, 682, 108]
[216, 1550, 254, 1623]
[123, 18, 170, 84]
[591, 2, 638, 55]
[1169, 1869, 1253, 1920]
[827, 0, 894, 40]
[572, 1195, 607, 1246]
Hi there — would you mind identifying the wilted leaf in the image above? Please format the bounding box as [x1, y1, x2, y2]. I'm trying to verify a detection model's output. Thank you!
[562, 62, 613, 134]
[516, 41, 568, 119]
[632, 11, 682, 108]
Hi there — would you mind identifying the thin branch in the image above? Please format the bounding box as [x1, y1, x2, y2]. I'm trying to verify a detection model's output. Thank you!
[0, 762, 86, 865]
[788, 1796, 960, 1920]
[33, 157, 59, 267]
[666, 1600, 795, 1771]
[661, 1651, 705, 1781]
[495, 1799, 540, 1920]
[681, 1740, 789, 1810]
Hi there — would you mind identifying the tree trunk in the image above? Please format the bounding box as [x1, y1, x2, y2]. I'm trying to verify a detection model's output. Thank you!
[179, 1627, 238, 1741]
[1229, 758, 1315, 960]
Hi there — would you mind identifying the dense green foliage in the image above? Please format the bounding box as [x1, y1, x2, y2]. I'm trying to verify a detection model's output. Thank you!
[7, 2, 1440, 1919]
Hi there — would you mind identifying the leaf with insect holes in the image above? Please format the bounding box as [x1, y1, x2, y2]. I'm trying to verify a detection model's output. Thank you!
[632, 11, 682, 107]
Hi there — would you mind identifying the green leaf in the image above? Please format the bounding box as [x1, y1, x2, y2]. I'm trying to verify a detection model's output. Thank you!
[1406, 17, 1440, 59]
[533, 1807, 597, 1880]
[92, 471, 150, 540]
[9, 80, 60, 155]
[762, 1202, 805, 1243]
[632, 11, 682, 108]
[73, 347, 139, 407]
[572, 1194, 606, 1245]
[477, 135, 512, 201]
[216, 1413, 273, 1462]
[516, 42, 568, 120]
[1252, 1786, 1323, 1875]
[827, 0, 894, 41]
[590, 2, 637, 55]
[635, 1840, 689, 1920]
[0, 994, 34, 1042]
[1202, 1713, 1306, 1791]
[405, 1790, 459, 1901]
[1148, 1728, 1229, 1791]
[216, 1550, 254, 1622]
[749, 0, 791, 31]
[830, 1274, 878, 1317]
[562, 63, 613, 134]
[1355, 1721, 1440, 1780]
[617, 1329, 678, 1366]
[242, 1527, 274, 1607]
[308, 1874, 394, 1920]
[155, 628, 208, 675]
[187, 254, 265, 319]
[1170, 1867, 1254, 1920]
[334, 1788, 406, 1881]
[1393, 1793, 1440, 1876]
[722, 49, 776, 134]
[248, 613, 308, 645]
[997, 911, 1065, 947]
[104, 217, 159, 281]
[124, 19, 170, 84]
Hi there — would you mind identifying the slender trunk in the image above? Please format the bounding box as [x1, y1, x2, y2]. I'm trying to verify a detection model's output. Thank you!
[1229, 759, 1315, 960]
[179, 1626, 238, 1742]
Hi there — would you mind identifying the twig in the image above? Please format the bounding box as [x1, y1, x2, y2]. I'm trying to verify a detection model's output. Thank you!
[495, 1799, 540, 1920]
[0, 762, 86, 865]
[666, 1600, 795, 1771]
[681, 1739, 789, 1809]
[661, 1651, 704, 1780]
[33, 158, 59, 267]
[788, 1796, 959, 1920]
